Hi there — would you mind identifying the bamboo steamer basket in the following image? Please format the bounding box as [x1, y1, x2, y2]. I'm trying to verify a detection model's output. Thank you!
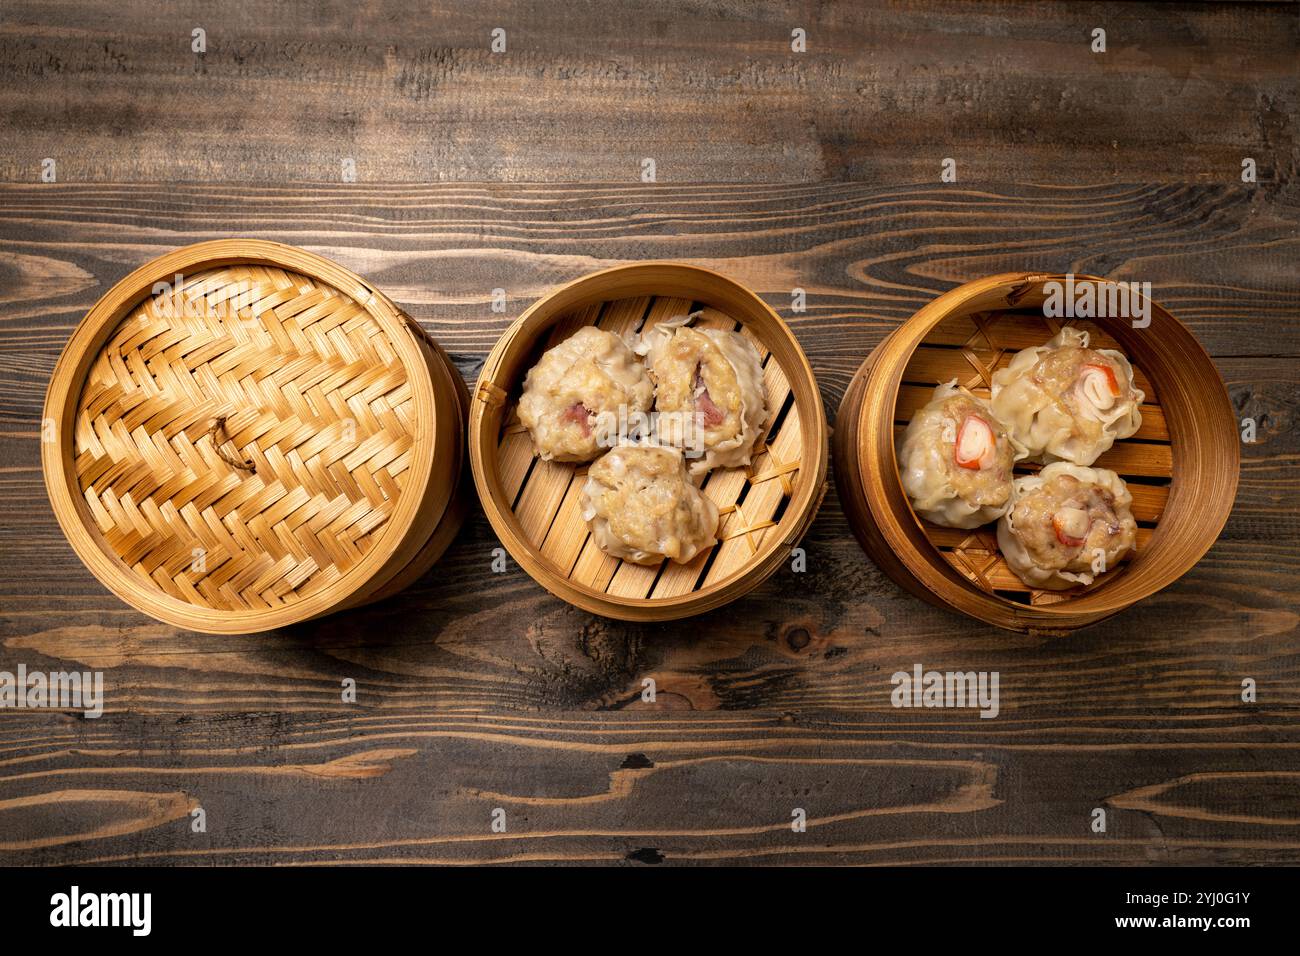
[42, 239, 469, 634]
[470, 262, 829, 621]
[834, 272, 1238, 634]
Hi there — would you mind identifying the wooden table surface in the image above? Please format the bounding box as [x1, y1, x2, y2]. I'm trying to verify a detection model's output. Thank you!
[1, 1, 1297, 866]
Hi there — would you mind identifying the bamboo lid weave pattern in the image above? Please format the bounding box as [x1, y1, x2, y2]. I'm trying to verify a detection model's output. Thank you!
[70, 262, 424, 615]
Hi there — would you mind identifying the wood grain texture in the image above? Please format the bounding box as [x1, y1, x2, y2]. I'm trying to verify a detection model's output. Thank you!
[0, 1, 1296, 184]
[1, 179, 1297, 864]
[1, 0, 1299, 865]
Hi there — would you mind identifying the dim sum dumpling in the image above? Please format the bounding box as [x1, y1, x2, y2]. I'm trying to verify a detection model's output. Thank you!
[518, 326, 654, 462]
[990, 326, 1143, 466]
[580, 444, 719, 565]
[897, 380, 1026, 529]
[637, 313, 767, 476]
[997, 462, 1137, 590]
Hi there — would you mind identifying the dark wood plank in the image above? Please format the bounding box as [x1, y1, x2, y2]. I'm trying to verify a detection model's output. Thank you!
[1, 335, 1297, 865]
[1, 1, 1299, 868]
[0, 183, 1296, 415]
[0, 1, 1295, 184]
[1, 701, 1299, 865]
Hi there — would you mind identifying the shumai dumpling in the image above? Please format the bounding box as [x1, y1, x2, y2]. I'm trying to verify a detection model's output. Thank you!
[898, 380, 1026, 529]
[997, 462, 1137, 590]
[518, 326, 654, 462]
[637, 313, 767, 476]
[990, 326, 1143, 466]
[581, 444, 719, 565]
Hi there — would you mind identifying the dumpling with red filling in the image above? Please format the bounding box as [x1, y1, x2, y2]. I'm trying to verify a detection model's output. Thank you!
[991, 326, 1143, 466]
[517, 326, 655, 462]
[997, 462, 1137, 589]
[637, 313, 767, 476]
[581, 444, 720, 564]
[898, 380, 1026, 529]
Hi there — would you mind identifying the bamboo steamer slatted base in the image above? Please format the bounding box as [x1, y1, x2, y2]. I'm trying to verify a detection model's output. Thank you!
[470, 262, 829, 621]
[42, 240, 469, 634]
[834, 273, 1238, 634]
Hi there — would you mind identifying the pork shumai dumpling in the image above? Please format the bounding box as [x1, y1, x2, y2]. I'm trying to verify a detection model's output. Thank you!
[637, 314, 767, 476]
[990, 326, 1143, 466]
[997, 462, 1137, 590]
[580, 444, 719, 565]
[897, 380, 1025, 529]
[517, 326, 655, 462]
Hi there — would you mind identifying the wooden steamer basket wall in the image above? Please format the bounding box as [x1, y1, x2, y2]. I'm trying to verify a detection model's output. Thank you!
[834, 273, 1239, 634]
[470, 262, 830, 621]
[42, 239, 469, 634]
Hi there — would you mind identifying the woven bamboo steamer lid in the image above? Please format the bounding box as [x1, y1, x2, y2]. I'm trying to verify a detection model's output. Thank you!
[42, 239, 467, 633]
[341, 319, 472, 609]
[470, 261, 829, 621]
[834, 272, 1239, 633]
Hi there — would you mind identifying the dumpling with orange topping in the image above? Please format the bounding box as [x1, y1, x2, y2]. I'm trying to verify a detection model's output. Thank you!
[897, 380, 1025, 529]
[997, 462, 1137, 589]
[991, 326, 1143, 466]
[518, 326, 655, 462]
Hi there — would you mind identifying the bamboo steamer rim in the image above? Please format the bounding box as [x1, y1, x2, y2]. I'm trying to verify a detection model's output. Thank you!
[470, 261, 829, 620]
[853, 272, 1238, 631]
[42, 239, 451, 633]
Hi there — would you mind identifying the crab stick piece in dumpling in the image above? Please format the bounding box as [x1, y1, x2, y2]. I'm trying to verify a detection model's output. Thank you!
[991, 326, 1143, 466]
[997, 462, 1138, 590]
[897, 380, 1025, 529]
